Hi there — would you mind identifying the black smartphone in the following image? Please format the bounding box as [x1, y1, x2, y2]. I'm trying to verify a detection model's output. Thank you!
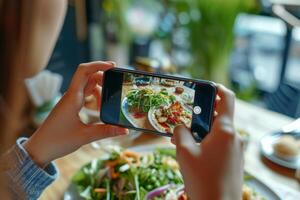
[101, 68, 216, 142]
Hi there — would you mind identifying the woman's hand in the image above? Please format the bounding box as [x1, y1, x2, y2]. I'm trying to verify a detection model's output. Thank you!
[24, 61, 128, 168]
[173, 85, 244, 200]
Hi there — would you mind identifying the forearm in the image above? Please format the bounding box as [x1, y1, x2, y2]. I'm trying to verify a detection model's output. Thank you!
[0, 137, 58, 199]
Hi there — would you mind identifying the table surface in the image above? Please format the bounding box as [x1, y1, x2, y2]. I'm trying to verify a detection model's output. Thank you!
[40, 99, 300, 199]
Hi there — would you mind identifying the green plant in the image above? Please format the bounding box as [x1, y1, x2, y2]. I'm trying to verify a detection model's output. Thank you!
[102, 0, 132, 44]
[162, 0, 258, 83]
[234, 82, 259, 101]
[101, 0, 259, 84]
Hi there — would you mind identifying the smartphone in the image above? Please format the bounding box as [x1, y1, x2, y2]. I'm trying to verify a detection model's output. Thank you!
[101, 68, 216, 142]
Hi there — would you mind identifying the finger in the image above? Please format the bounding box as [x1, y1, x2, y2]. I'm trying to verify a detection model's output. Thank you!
[85, 124, 129, 142]
[66, 61, 114, 111]
[215, 84, 235, 120]
[212, 111, 218, 124]
[173, 125, 195, 146]
[70, 61, 114, 94]
[83, 85, 102, 112]
[84, 71, 103, 96]
[93, 85, 102, 111]
[173, 125, 197, 152]
[106, 61, 116, 67]
[211, 115, 235, 133]
[173, 125, 200, 169]
[214, 111, 218, 117]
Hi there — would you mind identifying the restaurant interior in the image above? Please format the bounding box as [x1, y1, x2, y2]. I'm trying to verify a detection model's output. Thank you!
[3, 0, 300, 199]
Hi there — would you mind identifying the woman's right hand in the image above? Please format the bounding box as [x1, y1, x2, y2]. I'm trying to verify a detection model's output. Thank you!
[24, 61, 128, 168]
[173, 85, 244, 200]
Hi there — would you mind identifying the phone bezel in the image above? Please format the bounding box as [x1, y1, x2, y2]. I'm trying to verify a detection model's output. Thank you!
[100, 68, 217, 142]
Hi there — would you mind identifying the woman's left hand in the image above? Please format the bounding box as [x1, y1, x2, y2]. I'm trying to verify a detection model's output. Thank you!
[24, 61, 128, 168]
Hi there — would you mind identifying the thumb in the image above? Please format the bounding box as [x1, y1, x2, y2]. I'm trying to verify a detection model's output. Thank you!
[85, 124, 128, 143]
[173, 125, 199, 168]
[173, 125, 196, 151]
[174, 124, 195, 147]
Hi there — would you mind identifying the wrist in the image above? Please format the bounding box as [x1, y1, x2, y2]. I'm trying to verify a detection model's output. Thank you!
[192, 181, 223, 200]
[197, 190, 222, 200]
[23, 136, 49, 168]
[197, 183, 240, 200]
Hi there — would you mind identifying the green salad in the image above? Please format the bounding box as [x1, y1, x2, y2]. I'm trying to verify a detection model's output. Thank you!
[126, 88, 176, 113]
[72, 147, 268, 200]
[72, 148, 185, 200]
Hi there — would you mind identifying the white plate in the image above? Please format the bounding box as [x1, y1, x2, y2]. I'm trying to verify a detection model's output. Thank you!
[121, 97, 141, 128]
[244, 172, 281, 200]
[148, 104, 192, 134]
[148, 107, 167, 133]
[64, 145, 280, 200]
[260, 131, 300, 169]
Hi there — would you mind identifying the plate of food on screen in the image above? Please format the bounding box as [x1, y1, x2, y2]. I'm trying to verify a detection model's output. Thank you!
[160, 79, 178, 87]
[148, 101, 193, 134]
[121, 88, 176, 129]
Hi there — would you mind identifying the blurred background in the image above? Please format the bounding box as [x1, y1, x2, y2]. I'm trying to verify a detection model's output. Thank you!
[48, 0, 300, 118]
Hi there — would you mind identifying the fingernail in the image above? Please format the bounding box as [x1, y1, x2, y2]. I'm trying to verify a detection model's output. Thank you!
[107, 61, 116, 66]
[174, 124, 185, 132]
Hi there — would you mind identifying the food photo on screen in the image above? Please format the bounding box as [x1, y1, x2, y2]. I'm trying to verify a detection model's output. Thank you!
[119, 72, 196, 134]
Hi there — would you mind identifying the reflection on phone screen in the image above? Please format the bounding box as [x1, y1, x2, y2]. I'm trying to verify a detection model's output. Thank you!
[119, 72, 197, 135]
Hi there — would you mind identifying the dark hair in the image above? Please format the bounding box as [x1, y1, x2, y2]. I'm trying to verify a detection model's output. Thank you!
[0, 1, 28, 198]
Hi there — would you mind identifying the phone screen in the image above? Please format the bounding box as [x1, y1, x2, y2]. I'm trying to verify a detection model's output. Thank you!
[101, 68, 216, 141]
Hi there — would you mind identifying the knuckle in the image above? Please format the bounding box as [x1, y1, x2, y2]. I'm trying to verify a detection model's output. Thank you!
[223, 127, 235, 136]
[218, 125, 236, 141]
[77, 64, 85, 71]
[78, 63, 87, 68]
[77, 64, 88, 75]
[217, 116, 234, 128]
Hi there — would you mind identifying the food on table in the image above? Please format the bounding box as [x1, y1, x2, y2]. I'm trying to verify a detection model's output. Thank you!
[153, 102, 192, 133]
[242, 185, 265, 200]
[72, 148, 183, 200]
[73, 148, 267, 200]
[175, 87, 184, 94]
[134, 77, 151, 86]
[181, 93, 193, 105]
[273, 135, 299, 160]
[126, 88, 176, 113]
[123, 73, 134, 84]
[238, 129, 250, 150]
[161, 79, 176, 87]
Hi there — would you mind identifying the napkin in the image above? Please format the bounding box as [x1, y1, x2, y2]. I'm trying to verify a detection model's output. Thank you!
[25, 70, 63, 107]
